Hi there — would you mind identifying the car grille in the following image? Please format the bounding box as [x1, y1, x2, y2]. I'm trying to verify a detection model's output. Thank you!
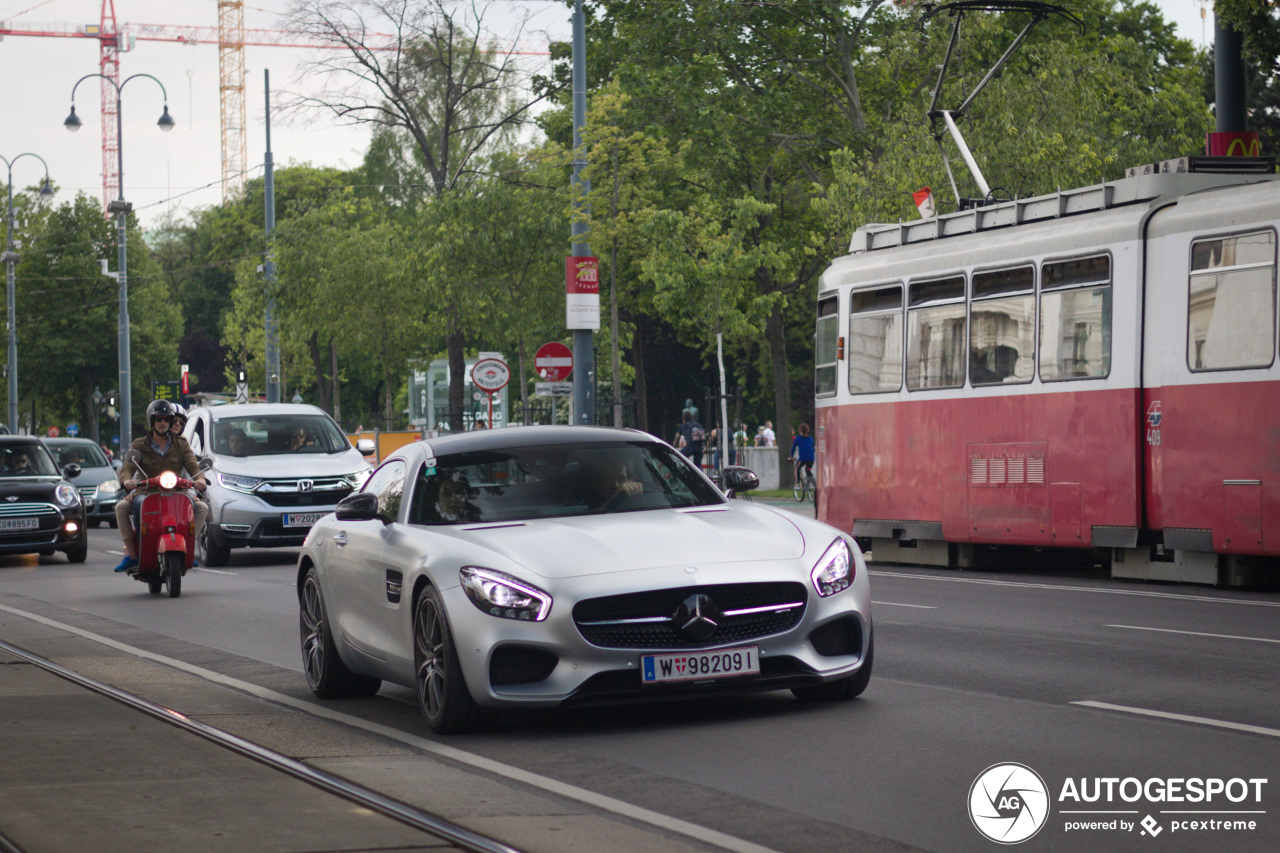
[78, 487, 97, 504]
[573, 581, 807, 650]
[0, 502, 59, 518]
[253, 477, 353, 507]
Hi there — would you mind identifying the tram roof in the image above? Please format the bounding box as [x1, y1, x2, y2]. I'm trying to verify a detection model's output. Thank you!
[846, 158, 1278, 256]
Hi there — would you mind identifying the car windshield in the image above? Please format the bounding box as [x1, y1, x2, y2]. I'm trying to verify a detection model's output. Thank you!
[1, 445, 59, 477]
[408, 441, 725, 525]
[211, 414, 349, 457]
[47, 443, 109, 468]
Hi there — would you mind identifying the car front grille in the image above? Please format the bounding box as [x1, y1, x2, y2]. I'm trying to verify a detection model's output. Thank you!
[253, 478, 353, 507]
[0, 502, 59, 518]
[573, 581, 807, 650]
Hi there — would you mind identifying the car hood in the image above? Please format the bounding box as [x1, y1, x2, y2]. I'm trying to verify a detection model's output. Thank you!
[444, 504, 807, 580]
[0, 478, 66, 499]
[211, 451, 367, 479]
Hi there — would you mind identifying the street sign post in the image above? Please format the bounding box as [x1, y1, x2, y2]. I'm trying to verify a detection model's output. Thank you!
[534, 382, 574, 397]
[66, 423, 80, 437]
[471, 357, 510, 430]
[534, 341, 573, 382]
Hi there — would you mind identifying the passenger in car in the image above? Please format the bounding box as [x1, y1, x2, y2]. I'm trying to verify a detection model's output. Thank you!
[224, 428, 251, 457]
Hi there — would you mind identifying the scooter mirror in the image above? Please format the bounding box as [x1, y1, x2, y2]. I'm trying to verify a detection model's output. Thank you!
[125, 450, 142, 465]
[198, 457, 214, 472]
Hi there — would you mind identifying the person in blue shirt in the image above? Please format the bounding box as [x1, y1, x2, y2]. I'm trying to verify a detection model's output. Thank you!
[790, 423, 816, 483]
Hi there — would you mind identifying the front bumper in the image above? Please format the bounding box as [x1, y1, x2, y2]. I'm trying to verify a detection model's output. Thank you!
[210, 487, 344, 549]
[433, 557, 873, 710]
[0, 506, 87, 555]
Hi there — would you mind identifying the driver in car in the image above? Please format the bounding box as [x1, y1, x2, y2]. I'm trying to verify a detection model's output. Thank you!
[584, 457, 643, 510]
[5, 449, 38, 476]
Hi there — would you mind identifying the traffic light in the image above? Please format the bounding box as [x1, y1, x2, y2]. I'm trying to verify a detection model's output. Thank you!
[107, 394, 116, 407]
[237, 370, 247, 383]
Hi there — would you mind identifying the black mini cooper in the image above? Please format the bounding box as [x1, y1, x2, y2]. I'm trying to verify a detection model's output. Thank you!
[0, 436, 88, 563]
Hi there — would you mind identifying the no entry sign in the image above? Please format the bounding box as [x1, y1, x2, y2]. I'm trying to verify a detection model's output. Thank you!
[535, 342, 573, 382]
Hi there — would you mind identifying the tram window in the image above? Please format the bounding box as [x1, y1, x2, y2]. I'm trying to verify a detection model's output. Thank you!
[1188, 231, 1276, 371]
[816, 295, 839, 396]
[1040, 255, 1111, 381]
[971, 270, 1035, 386]
[849, 285, 904, 394]
[907, 276, 966, 390]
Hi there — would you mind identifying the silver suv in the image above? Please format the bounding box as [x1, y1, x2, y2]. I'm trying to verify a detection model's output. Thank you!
[183, 403, 374, 566]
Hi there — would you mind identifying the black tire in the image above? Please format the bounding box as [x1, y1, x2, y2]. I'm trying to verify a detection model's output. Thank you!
[792, 633, 874, 702]
[199, 525, 231, 567]
[148, 579, 163, 595]
[107, 517, 118, 529]
[414, 585, 484, 733]
[164, 551, 182, 598]
[65, 535, 88, 564]
[793, 478, 805, 502]
[299, 569, 381, 698]
[87, 519, 101, 529]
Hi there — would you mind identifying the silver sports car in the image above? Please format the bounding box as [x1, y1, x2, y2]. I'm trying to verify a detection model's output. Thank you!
[296, 426, 872, 733]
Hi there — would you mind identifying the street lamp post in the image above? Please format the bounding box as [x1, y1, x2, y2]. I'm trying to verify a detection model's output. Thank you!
[65, 74, 174, 451]
[2, 154, 54, 434]
[91, 385, 102, 444]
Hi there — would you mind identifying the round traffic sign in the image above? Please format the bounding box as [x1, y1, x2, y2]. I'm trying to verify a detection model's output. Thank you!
[67, 423, 80, 436]
[534, 342, 573, 382]
[471, 357, 510, 393]
[47, 426, 60, 437]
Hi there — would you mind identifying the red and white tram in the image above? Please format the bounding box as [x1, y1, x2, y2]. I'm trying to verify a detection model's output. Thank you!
[814, 158, 1279, 585]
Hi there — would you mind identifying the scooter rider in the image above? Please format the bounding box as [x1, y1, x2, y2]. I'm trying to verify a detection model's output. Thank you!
[113, 399, 209, 573]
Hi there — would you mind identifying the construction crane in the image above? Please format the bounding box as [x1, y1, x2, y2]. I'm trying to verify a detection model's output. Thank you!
[1, 1, 549, 207]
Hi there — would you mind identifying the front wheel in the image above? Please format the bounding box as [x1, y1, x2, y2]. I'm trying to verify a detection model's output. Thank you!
[299, 569, 381, 698]
[198, 525, 231, 567]
[65, 534, 88, 564]
[414, 586, 484, 733]
[164, 551, 182, 598]
[792, 476, 806, 502]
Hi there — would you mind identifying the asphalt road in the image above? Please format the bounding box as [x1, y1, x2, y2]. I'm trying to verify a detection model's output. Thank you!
[1, 521, 1277, 853]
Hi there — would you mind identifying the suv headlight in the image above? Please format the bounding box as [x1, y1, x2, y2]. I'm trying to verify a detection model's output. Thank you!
[460, 567, 552, 621]
[810, 539, 854, 597]
[217, 472, 262, 494]
[98, 479, 120, 496]
[55, 483, 80, 507]
[343, 466, 373, 489]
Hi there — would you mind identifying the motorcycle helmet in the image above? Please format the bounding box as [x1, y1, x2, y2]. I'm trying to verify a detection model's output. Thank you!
[146, 399, 176, 431]
[171, 403, 188, 433]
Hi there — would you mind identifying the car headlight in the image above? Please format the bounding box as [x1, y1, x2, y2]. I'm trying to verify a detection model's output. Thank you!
[217, 472, 262, 494]
[55, 483, 80, 507]
[97, 479, 120, 496]
[344, 466, 373, 489]
[460, 567, 552, 621]
[810, 538, 854, 597]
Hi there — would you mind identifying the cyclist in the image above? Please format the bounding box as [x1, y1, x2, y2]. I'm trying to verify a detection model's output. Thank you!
[791, 423, 815, 490]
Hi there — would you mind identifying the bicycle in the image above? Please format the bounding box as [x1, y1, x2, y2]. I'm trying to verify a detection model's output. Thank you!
[792, 462, 816, 503]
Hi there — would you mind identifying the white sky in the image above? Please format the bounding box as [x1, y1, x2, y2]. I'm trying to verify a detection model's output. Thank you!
[0, 1, 1214, 227]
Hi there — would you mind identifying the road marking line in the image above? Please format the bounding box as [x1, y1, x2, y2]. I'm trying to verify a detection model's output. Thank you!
[868, 570, 1280, 607]
[871, 601, 936, 609]
[192, 567, 237, 576]
[0, 602, 782, 853]
[1161, 811, 1266, 814]
[1071, 701, 1280, 738]
[105, 550, 125, 557]
[1059, 810, 1138, 814]
[1106, 624, 1280, 644]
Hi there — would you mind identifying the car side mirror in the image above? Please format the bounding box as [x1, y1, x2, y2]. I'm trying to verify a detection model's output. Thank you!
[62, 463, 82, 480]
[356, 438, 375, 456]
[335, 492, 381, 522]
[721, 466, 759, 499]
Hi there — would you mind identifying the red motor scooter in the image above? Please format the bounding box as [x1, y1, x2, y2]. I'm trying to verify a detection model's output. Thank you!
[123, 451, 209, 598]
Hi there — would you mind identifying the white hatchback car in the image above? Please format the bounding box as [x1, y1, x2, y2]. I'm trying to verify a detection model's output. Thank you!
[183, 403, 373, 566]
[296, 426, 872, 733]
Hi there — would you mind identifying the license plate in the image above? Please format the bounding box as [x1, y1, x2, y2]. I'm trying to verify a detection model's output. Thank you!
[282, 512, 326, 528]
[641, 646, 760, 684]
[0, 518, 39, 532]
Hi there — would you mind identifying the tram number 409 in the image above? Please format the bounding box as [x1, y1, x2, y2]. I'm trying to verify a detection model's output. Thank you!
[1146, 428, 1162, 446]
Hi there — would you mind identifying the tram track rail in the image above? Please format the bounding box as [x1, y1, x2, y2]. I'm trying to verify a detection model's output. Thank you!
[0, 637, 523, 853]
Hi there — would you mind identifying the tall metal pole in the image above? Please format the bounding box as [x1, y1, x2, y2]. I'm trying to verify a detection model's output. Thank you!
[66, 72, 173, 450]
[1215, 16, 1246, 133]
[4, 154, 54, 435]
[264, 69, 280, 403]
[571, 0, 594, 425]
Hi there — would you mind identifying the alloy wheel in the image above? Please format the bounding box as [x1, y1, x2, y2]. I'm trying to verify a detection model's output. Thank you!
[415, 597, 446, 719]
[301, 577, 326, 689]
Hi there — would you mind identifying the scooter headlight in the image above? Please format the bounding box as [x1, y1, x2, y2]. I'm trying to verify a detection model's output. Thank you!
[55, 483, 80, 507]
[159, 471, 178, 490]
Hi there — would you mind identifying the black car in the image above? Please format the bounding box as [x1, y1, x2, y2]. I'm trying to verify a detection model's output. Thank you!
[0, 436, 88, 563]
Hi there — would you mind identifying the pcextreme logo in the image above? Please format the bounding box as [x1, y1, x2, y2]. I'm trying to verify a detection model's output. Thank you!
[968, 764, 1268, 843]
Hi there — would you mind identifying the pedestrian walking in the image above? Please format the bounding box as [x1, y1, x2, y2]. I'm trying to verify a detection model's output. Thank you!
[674, 411, 707, 470]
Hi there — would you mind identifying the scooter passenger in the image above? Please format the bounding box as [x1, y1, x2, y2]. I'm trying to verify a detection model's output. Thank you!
[113, 399, 209, 573]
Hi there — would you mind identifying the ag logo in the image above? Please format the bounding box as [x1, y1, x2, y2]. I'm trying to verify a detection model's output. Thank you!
[968, 762, 1050, 844]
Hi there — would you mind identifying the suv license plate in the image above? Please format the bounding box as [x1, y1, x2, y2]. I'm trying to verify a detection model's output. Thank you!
[641, 646, 760, 684]
[0, 518, 39, 532]
[282, 512, 326, 528]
